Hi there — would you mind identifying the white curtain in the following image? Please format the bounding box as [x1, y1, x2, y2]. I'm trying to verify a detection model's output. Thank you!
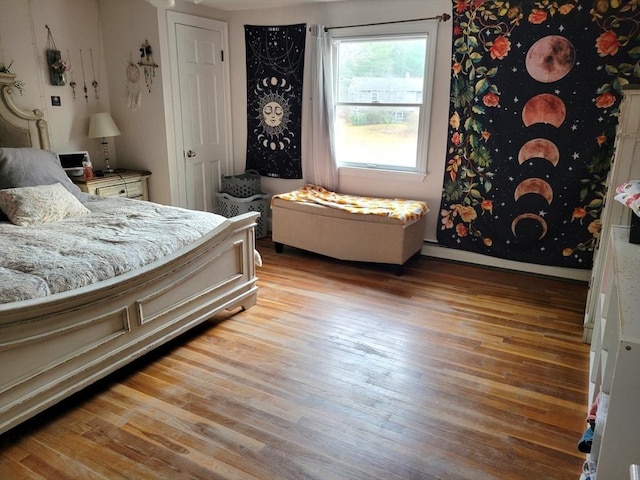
[307, 25, 339, 191]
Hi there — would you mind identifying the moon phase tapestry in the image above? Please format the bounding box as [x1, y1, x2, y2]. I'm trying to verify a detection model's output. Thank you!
[437, 1, 639, 269]
[245, 24, 306, 179]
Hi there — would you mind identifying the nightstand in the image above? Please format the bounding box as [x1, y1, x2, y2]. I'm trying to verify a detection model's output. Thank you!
[72, 170, 151, 201]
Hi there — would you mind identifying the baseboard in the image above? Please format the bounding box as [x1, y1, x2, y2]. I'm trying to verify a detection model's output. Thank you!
[265, 216, 590, 282]
[421, 242, 591, 282]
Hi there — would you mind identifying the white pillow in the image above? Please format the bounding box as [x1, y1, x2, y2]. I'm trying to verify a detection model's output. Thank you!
[0, 183, 90, 226]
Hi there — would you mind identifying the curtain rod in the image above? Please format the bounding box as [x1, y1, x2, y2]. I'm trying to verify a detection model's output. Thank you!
[323, 13, 451, 32]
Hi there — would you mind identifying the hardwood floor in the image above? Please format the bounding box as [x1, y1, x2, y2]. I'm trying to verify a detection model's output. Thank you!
[0, 238, 590, 480]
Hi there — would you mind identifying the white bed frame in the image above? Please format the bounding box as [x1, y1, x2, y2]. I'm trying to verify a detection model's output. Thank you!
[0, 72, 260, 434]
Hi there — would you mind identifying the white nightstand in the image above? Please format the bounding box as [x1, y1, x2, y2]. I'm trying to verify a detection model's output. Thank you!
[72, 170, 151, 201]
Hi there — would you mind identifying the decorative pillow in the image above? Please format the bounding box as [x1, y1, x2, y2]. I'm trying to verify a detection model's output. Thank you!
[0, 147, 89, 222]
[0, 147, 87, 201]
[0, 183, 90, 226]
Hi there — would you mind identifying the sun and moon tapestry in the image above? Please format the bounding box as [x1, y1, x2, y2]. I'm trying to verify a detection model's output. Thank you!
[437, 0, 640, 269]
[245, 24, 306, 179]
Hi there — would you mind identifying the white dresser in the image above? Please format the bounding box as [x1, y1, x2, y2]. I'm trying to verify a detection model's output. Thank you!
[585, 226, 640, 479]
[584, 85, 640, 343]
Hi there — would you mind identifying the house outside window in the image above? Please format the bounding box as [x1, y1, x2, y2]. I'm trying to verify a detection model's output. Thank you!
[331, 20, 438, 173]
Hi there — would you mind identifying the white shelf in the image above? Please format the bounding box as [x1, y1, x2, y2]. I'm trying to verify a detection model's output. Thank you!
[583, 86, 640, 343]
[586, 226, 640, 479]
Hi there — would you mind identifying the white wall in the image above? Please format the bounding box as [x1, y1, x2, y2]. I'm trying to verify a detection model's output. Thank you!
[225, 0, 452, 245]
[0, 0, 228, 206]
[98, 0, 170, 203]
[98, 0, 228, 205]
[0, 0, 113, 164]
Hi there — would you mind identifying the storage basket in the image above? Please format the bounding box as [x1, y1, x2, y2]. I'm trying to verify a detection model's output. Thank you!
[216, 192, 268, 239]
[220, 170, 262, 198]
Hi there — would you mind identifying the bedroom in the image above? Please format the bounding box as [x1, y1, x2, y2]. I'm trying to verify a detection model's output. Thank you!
[1, 0, 639, 478]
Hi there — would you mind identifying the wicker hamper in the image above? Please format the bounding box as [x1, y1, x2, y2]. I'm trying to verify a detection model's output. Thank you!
[216, 192, 268, 239]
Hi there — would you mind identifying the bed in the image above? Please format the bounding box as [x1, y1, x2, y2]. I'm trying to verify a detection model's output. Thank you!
[0, 72, 260, 434]
[271, 184, 428, 274]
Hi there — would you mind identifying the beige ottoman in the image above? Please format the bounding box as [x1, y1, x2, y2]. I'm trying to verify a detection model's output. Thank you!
[271, 196, 427, 273]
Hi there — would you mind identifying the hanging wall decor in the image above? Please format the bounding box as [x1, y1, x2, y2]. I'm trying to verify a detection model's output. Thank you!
[45, 25, 69, 86]
[66, 49, 76, 99]
[436, 0, 640, 270]
[79, 49, 89, 103]
[90, 48, 99, 99]
[244, 24, 306, 179]
[126, 57, 142, 111]
[138, 39, 158, 92]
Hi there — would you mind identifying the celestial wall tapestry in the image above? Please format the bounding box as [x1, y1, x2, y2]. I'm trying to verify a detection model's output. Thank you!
[245, 24, 306, 179]
[437, 1, 640, 269]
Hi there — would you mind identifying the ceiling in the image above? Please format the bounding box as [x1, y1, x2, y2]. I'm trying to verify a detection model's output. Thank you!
[191, 0, 349, 11]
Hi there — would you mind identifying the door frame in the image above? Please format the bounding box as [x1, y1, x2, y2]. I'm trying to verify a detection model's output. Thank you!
[165, 12, 233, 208]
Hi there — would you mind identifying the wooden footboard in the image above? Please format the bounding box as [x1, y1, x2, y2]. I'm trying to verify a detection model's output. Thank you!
[0, 212, 259, 434]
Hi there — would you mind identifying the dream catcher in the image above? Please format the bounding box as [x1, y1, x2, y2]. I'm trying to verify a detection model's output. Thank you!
[126, 60, 142, 111]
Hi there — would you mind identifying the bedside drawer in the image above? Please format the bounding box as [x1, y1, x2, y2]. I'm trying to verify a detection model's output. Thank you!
[96, 181, 143, 198]
[72, 170, 151, 200]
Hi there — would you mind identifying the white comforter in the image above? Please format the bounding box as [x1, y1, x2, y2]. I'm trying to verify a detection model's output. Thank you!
[0, 196, 227, 304]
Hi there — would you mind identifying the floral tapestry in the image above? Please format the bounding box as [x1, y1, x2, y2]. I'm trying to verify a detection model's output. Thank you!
[437, 0, 640, 269]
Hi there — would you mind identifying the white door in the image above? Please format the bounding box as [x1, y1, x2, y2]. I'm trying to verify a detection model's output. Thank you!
[173, 20, 231, 212]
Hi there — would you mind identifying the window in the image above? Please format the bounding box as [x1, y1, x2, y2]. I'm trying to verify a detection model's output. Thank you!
[331, 21, 438, 173]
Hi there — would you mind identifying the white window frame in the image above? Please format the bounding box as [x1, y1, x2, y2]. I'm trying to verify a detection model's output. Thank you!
[330, 20, 438, 174]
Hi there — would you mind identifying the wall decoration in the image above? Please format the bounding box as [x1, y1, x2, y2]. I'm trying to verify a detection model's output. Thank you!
[90, 48, 99, 99]
[437, 0, 640, 269]
[126, 59, 142, 111]
[66, 49, 77, 99]
[138, 39, 157, 93]
[45, 25, 68, 86]
[79, 49, 89, 103]
[244, 24, 306, 179]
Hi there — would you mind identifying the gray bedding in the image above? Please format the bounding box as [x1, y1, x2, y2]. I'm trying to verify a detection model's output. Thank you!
[0, 196, 227, 304]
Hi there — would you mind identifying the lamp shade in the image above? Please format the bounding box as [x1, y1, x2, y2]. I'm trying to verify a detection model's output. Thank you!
[88, 112, 121, 139]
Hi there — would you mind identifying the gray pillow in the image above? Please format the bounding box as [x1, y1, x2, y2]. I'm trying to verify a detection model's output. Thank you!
[0, 148, 88, 222]
[0, 147, 88, 201]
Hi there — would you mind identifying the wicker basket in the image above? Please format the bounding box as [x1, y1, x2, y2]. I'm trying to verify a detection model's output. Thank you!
[220, 170, 262, 198]
[216, 192, 268, 239]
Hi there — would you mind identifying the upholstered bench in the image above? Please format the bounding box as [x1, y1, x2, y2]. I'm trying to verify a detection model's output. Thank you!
[271, 185, 429, 273]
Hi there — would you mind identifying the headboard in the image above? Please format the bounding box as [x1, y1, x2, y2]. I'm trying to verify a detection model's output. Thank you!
[0, 73, 50, 150]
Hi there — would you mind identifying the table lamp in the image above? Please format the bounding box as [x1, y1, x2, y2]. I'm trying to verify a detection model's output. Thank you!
[88, 112, 121, 173]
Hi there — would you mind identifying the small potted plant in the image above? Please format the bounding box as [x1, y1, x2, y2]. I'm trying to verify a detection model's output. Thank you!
[0, 62, 25, 95]
[48, 54, 71, 86]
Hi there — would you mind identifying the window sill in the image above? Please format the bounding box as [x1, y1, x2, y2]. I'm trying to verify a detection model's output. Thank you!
[338, 166, 428, 183]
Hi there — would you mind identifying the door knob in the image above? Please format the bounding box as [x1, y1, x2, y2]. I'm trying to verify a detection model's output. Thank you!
[186, 150, 197, 157]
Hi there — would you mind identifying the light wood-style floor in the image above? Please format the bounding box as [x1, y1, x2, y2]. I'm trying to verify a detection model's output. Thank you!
[0, 238, 590, 480]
